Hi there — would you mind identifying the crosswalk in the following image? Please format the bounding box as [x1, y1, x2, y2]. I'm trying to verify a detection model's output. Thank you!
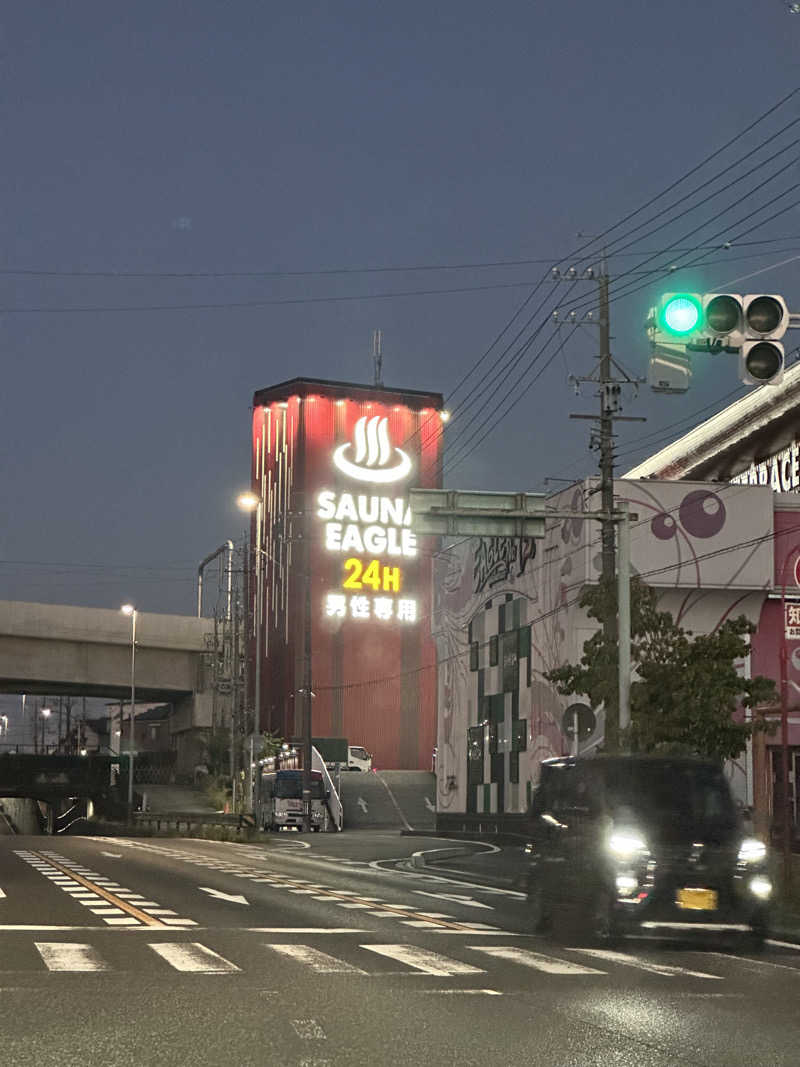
[17, 937, 767, 982]
[14, 849, 197, 928]
[86, 839, 502, 932]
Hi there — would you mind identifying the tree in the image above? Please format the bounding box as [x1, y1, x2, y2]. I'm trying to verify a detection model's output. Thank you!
[256, 730, 284, 761]
[545, 578, 776, 760]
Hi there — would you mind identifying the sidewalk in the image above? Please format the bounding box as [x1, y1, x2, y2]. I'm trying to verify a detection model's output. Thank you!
[407, 833, 800, 944]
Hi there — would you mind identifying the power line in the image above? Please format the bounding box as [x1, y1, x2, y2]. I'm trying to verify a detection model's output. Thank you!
[4, 235, 800, 281]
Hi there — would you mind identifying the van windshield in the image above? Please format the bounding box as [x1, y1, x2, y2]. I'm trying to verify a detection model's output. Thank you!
[605, 762, 737, 839]
[273, 776, 326, 800]
[273, 778, 302, 799]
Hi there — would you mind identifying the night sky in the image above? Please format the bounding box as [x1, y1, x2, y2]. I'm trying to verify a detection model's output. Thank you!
[1, 0, 798, 641]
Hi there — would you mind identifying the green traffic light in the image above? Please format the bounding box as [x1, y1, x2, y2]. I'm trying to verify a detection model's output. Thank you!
[659, 294, 702, 336]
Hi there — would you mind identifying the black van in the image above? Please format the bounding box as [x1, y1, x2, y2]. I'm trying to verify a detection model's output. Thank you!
[526, 755, 772, 946]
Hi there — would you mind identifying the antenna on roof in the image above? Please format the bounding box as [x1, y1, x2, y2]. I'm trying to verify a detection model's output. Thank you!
[372, 329, 383, 388]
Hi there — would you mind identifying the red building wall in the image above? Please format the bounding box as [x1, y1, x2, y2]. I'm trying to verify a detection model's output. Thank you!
[251, 378, 443, 770]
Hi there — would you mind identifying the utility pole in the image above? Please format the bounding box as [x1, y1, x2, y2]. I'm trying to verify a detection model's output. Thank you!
[565, 258, 644, 751]
[231, 581, 242, 812]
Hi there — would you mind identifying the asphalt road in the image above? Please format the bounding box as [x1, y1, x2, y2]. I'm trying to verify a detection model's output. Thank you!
[1, 829, 799, 1067]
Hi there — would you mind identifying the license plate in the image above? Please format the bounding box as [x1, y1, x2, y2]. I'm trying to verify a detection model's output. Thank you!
[676, 888, 718, 911]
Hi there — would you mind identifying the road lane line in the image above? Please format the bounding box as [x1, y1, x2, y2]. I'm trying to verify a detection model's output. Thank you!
[470, 946, 605, 975]
[149, 943, 240, 973]
[246, 928, 369, 933]
[268, 944, 367, 974]
[362, 944, 484, 976]
[35, 943, 107, 972]
[76, 839, 509, 934]
[25, 852, 166, 927]
[570, 948, 723, 979]
[419, 989, 503, 996]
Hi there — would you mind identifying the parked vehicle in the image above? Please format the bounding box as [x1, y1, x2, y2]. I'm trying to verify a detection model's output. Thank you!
[256, 768, 329, 832]
[525, 755, 772, 947]
[345, 746, 372, 772]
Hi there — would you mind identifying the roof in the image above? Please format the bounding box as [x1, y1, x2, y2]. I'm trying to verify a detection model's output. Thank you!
[253, 376, 443, 410]
[623, 360, 800, 482]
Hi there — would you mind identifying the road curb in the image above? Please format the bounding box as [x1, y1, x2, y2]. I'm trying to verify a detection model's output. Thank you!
[410, 846, 472, 869]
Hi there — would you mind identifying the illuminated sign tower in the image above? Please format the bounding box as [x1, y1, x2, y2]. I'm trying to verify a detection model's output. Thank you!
[250, 377, 444, 770]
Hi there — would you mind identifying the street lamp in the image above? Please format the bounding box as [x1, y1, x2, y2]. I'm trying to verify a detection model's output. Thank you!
[121, 604, 137, 820]
[238, 490, 263, 811]
[41, 706, 52, 753]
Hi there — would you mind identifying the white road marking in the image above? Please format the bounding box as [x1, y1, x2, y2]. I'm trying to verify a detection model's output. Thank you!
[357, 797, 368, 814]
[199, 887, 249, 905]
[470, 946, 605, 975]
[104, 918, 141, 926]
[767, 939, 800, 951]
[149, 943, 240, 973]
[268, 944, 366, 974]
[571, 948, 723, 980]
[36, 942, 107, 972]
[419, 989, 502, 996]
[246, 928, 369, 933]
[0, 925, 109, 931]
[362, 944, 484, 976]
[414, 890, 493, 910]
[0, 889, 6, 899]
[100, 852, 122, 858]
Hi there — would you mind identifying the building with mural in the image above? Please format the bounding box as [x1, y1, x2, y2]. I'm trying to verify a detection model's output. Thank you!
[250, 377, 444, 770]
[433, 362, 800, 833]
[431, 474, 786, 832]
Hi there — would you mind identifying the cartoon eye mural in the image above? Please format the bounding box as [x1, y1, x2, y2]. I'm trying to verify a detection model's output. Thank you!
[678, 489, 726, 539]
[651, 512, 678, 540]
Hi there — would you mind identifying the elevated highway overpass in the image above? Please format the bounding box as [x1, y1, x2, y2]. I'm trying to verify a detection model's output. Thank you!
[0, 600, 217, 770]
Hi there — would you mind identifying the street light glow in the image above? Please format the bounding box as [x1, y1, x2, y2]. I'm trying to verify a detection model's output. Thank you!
[41, 707, 52, 718]
[121, 603, 135, 616]
[237, 491, 259, 511]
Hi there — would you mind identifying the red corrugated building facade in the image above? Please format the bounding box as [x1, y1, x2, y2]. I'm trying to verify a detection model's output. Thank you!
[250, 377, 444, 770]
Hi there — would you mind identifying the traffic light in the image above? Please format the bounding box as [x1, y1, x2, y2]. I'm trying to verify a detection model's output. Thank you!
[648, 292, 789, 386]
[654, 293, 703, 340]
[739, 295, 789, 386]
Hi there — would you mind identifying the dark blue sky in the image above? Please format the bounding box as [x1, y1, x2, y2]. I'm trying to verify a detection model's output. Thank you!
[1, 0, 798, 619]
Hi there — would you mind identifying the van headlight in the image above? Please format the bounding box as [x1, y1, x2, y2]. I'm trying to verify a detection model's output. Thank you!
[607, 830, 648, 861]
[749, 875, 772, 900]
[738, 837, 767, 864]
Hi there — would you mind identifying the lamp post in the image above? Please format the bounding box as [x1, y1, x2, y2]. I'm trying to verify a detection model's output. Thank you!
[41, 706, 52, 753]
[238, 490, 263, 811]
[121, 604, 137, 820]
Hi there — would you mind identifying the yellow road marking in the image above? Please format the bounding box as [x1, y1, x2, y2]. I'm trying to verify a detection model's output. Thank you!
[31, 851, 166, 927]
